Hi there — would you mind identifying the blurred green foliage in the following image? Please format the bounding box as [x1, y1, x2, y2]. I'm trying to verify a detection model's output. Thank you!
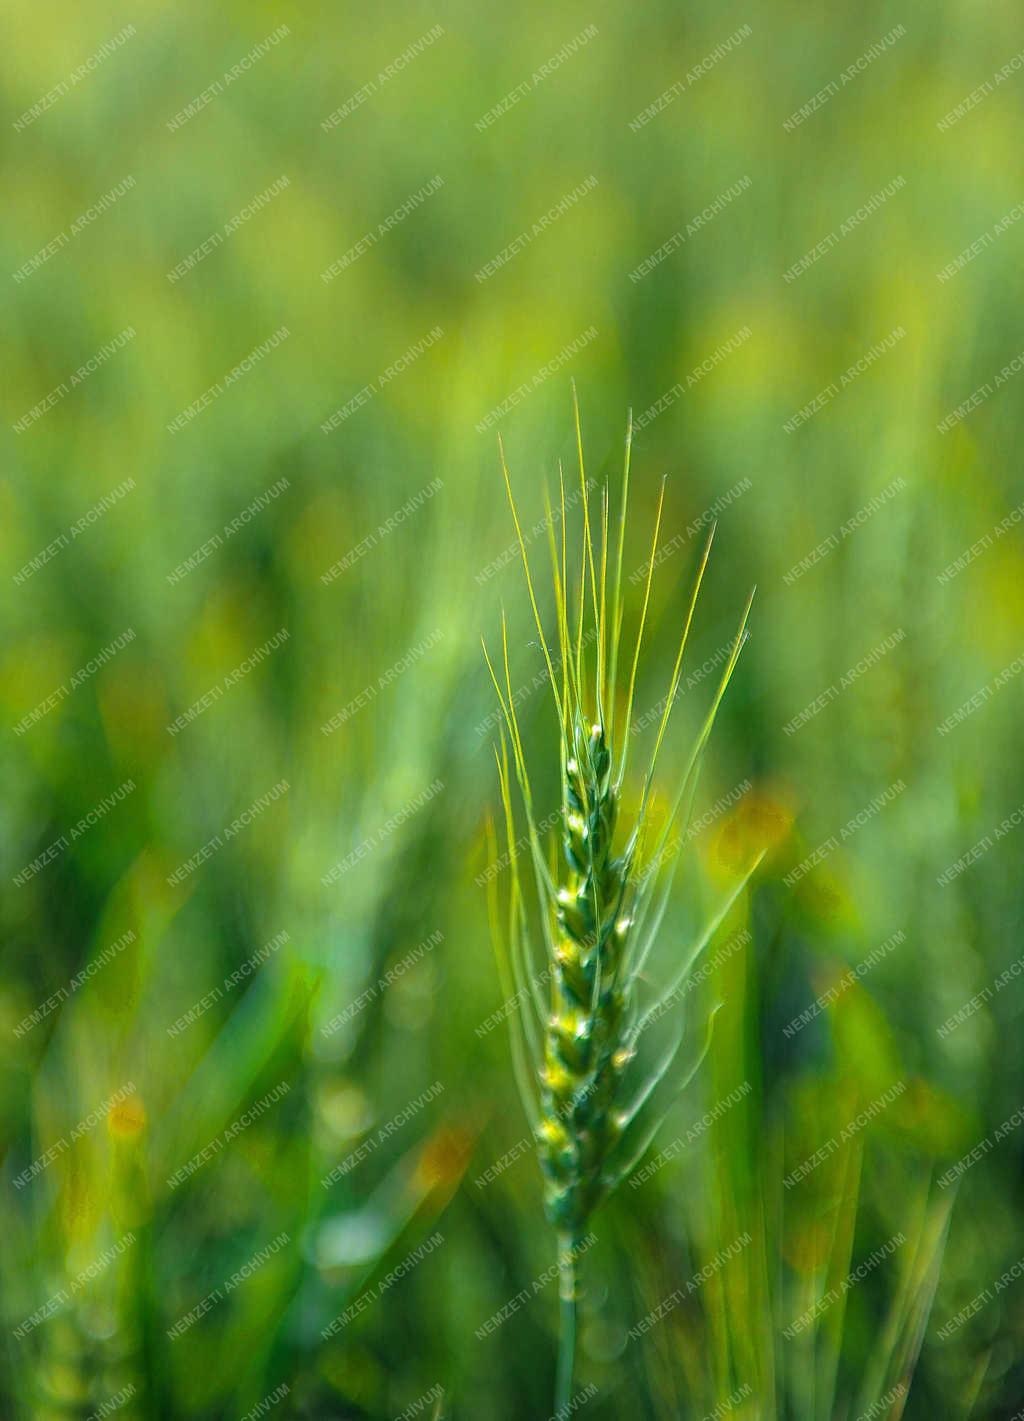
[3, 1, 1023, 1417]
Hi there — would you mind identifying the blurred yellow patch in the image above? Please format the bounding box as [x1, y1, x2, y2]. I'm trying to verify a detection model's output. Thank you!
[108, 1093, 146, 1139]
[709, 785, 794, 878]
[413, 1123, 475, 1193]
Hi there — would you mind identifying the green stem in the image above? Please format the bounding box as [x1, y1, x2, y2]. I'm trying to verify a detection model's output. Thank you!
[555, 1232, 578, 1414]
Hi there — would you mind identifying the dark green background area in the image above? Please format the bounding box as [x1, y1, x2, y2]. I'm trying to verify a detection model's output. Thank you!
[3, 2, 1023, 1417]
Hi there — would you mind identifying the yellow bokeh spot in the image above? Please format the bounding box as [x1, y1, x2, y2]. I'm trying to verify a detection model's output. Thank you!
[711, 786, 794, 876]
[108, 1094, 147, 1139]
[413, 1125, 474, 1191]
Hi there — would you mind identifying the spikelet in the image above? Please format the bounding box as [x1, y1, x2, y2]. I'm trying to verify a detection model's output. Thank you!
[483, 388, 763, 1407]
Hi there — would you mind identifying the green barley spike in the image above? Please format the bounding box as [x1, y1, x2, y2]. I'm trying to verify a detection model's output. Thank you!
[485, 391, 762, 1412]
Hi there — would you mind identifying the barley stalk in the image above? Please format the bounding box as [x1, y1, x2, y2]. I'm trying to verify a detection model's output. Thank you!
[484, 388, 763, 1410]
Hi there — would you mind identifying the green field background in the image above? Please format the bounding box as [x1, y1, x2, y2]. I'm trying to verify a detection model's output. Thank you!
[3, 2, 1023, 1417]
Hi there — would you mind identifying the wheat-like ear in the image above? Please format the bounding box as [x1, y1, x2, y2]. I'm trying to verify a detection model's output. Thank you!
[484, 397, 760, 1412]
